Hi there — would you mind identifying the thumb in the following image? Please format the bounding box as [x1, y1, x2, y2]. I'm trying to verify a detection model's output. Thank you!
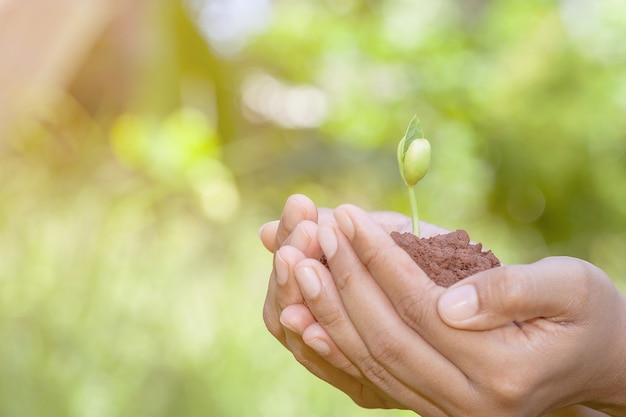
[437, 256, 595, 330]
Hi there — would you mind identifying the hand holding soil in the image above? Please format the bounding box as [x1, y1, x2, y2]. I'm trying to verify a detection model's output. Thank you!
[265, 201, 626, 417]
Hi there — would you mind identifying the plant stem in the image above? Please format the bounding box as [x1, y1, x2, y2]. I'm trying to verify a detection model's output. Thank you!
[407, 185, 420, 237]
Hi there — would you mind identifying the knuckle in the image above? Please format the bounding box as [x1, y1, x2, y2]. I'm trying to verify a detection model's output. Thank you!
[493, 379, 527, 406]
[368, 329, 403, 365]
[566, 259, 594, 298]
[394, 289, 418, 318]
[334, 356, 358, 375]
[359, 356, 394, 388]
[564, 257, 600, 290]
[556, 257, 604, 315]
[334, 267, 360, 293]
[478, 370, 534, 413]
[393, 285, 437, 330]
[313, 303, 345, 330]
[360, 243, 386, 271]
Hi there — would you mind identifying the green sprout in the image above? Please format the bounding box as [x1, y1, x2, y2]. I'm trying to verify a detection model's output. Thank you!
[397, 115, 431, 237]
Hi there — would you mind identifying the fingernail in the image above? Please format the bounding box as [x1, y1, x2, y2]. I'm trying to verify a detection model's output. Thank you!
[334, 206, 355, 239]
[439, 285, 479, 322]
[275, 251, 289, 286]
[281, 206, 298, 232]
[305, 338, 331, 356]
[295, 266, 322, 299]
[318, 225, 338, 259]
[279, 310, 298, 333]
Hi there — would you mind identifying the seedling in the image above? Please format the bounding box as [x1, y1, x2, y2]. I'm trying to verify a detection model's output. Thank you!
[397, 115, 431, 237]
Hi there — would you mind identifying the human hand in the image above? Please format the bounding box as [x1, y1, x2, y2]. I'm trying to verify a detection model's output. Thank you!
[260, 195, 448, 405]
[285, 204, 626, 417]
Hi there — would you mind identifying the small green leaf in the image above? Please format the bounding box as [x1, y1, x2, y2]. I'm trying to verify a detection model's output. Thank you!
[402, 115, 425, 158]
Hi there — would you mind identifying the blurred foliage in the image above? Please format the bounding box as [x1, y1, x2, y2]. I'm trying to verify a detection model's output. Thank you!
[1, 0, 626, 416]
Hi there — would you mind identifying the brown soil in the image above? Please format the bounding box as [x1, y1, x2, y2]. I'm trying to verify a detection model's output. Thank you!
[391, 230, 500, 287]
[320, 229, 500, 288]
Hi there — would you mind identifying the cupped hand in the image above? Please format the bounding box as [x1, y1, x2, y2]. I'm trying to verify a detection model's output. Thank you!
[286, 204, 626, 417]
[260, 195, 449, 407]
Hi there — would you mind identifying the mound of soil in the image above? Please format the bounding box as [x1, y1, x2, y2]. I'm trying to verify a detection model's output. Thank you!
[391, 229, 500, 288]
[320, 229, 500, 288]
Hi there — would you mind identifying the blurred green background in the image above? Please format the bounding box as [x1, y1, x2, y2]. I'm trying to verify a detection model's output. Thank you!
[1, 0, 625, 416]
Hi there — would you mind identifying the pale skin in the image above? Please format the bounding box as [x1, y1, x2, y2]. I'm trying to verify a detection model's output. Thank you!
[261, 194, 626, 417]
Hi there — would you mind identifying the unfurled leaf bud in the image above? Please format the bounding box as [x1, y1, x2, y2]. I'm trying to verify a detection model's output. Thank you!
[397, 115, 431, 187]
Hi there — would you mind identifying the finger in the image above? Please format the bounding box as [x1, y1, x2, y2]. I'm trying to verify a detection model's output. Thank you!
[279, 306, 399, 410]
[280, 303, 408, 410]
[274, 194, 318, 252]
[437, 256, 610, 330]
[331, 204, 444, 334]
[263, 245, 310, 347]
[292, 258, 372, 374]
[317, 207, 334, 224]
[259, 220, 279, 252]
[308, 225, 472, 409]
[294, 258, 434, 406]
[280, 326, 392, 409]
[274, 245, 307, 308]
[273, 221, 323, 309]
[279, 304, 361, 379]
[276, 221, 324, 311]
[281, 220, 321, 257]
[263, 219, 324, 342]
